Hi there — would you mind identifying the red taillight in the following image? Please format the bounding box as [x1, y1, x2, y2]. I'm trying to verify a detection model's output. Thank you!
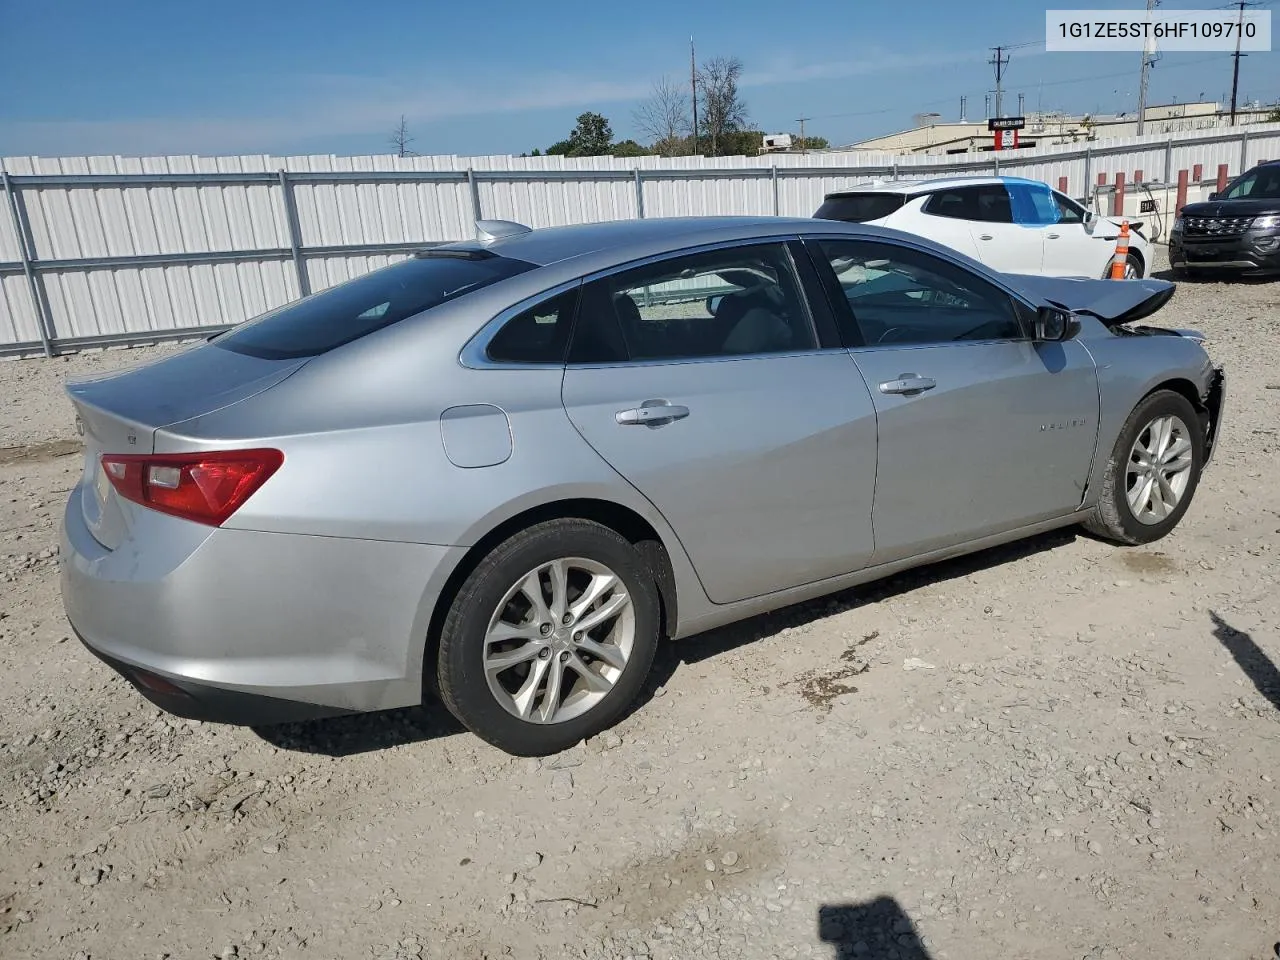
[100, 448, 283, 527]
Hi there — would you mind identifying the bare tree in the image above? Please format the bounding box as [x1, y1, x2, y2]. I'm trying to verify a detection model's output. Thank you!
[632, 76, 689, 156]
[697, 56, 748, 155]
[389, 115, 417, 158]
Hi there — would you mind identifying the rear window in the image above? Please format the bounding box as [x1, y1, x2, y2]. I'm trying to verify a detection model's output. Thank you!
[813, 193, 906, 223]
[213, 251, 537, 360]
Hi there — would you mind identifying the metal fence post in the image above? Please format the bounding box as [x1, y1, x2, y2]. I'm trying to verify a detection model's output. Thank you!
[277, 170, 310, 298]
[467, 167, 482, 234]
[2, 171, 56, 357]
[1082, 147, 1093, 202]
[1240, 127, 1251, 174]
[993, 154, 1000, 175]
[1163, 138, 1174, 184]
[634, 169, 645, 219]
[771, 165, 779, 215]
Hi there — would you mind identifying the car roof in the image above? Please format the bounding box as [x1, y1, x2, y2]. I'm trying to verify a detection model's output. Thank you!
[824, 175, 1050, 199]
[429, 215, 870, 268]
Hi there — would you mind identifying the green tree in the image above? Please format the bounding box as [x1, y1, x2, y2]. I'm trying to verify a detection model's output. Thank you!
[716, 129, 764, 157]
[567, 111, 614, 156]
[610, 139, 651, 157]
[794, 135, 830, 151]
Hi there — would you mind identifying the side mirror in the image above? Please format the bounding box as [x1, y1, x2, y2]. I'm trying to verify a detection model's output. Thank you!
[1208, 191, 1221, 201]
[1035, 306, 1080, 342]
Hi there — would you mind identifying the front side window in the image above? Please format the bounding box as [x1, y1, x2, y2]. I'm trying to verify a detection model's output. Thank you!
[811, 239, 1025, 347]
[213, 251, 536, 360]
[570, 242, 817, 363]
[1052, 191, 1086, 224]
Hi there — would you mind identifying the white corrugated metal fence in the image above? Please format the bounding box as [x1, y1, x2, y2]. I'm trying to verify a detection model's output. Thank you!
[3, 121, 1279, 357]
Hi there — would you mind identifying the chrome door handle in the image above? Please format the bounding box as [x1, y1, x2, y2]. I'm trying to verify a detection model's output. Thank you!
[1047, 233, 1061, 239]
[615, 400, 690, 426]
[978, 234, 994, 240]
[878, 374, 936, 396]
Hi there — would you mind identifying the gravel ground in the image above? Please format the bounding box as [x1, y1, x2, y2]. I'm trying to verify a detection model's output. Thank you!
[2, 249, 1279, 960]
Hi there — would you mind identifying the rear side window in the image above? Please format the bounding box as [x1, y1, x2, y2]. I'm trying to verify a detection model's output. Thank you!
[922, 185, 1012, 223]
[813, 193, 906, 223]
[486, 288, 581, 363]
[214, 251, 537, 360]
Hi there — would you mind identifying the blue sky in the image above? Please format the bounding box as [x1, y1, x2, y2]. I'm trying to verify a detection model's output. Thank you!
[0, 0, 1275, 158]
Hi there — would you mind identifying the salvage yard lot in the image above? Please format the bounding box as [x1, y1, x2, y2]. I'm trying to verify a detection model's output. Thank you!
[2, 249, 1279, 960]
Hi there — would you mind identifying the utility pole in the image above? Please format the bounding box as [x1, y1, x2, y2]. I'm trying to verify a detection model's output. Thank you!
[1136, 0, 1159, 136]
[1229, 2, 1254, 125]
[989, 45, 1009, 118]
[796, 116, 811, 153]
[690, 36, 699, 155]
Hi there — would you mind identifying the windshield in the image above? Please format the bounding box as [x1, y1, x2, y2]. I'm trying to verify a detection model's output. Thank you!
[1222, 166, 1280, 200]
[213, 251, 537, 360]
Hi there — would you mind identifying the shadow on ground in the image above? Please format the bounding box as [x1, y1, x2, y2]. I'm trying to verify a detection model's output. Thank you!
[1212, 610, 1280, 711]
[254, 698, 466, 757]
[819, 897, 933, 959]
[259, 526, 1077, 757]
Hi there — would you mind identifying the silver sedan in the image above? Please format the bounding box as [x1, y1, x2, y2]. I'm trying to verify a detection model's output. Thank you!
[59, 216, 1226, 755]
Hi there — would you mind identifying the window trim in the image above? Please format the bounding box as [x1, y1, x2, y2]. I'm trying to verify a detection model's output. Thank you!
[799, 233, 1037, 350]
[459, 277, 584, 370]
[563, 236, 838, 369]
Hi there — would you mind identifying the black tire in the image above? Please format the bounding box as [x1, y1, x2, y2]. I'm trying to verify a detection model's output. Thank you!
[435, 518, 660, 756]
[1083, 389, 1206, 545]
[1108, 253, 1144, 279]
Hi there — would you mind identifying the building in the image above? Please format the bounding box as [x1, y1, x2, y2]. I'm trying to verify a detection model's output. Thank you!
[832, 101, 1276, 156]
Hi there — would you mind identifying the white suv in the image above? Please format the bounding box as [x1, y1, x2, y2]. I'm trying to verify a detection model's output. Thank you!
[814, 175, 1152, 280]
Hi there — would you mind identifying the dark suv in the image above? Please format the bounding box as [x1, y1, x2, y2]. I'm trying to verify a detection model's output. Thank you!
[1169, 160, 1280, 278]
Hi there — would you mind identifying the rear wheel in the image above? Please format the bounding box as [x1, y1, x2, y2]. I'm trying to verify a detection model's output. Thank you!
[1083, 389, 1205, 545]
[435, 518, 660, 756]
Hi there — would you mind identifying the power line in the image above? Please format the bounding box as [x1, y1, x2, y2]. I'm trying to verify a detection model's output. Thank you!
[791, 53, 1224, 126]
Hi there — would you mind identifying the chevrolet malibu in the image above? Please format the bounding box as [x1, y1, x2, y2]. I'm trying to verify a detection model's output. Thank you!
[60, 216, 1226, 756]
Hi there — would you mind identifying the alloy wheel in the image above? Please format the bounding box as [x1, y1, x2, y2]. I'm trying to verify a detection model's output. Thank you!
[1125, 414, 1194, 524]
[483, 557, 635, 724]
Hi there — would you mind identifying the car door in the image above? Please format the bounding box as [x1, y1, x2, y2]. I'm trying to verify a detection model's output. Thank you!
[923, 183, 1047, 275]
[1041, 189, 1115, 278]
[803, 234, 1100, 565]
[560, 239, 880, 605]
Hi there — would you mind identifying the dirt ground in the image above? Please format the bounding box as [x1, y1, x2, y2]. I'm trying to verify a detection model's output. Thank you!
[2, 249, 1279, 960]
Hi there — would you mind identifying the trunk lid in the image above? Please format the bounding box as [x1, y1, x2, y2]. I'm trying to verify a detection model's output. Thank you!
[66, 343, 307, 549]
[1003, 275, 1175, 328]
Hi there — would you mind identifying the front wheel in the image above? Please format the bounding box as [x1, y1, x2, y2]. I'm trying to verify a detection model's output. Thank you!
[1083, 389, 1205, 545]
[435, 518, 661, 756]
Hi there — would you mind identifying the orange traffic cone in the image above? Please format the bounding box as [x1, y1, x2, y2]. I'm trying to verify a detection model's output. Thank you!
[1110, 221, 1131, 279]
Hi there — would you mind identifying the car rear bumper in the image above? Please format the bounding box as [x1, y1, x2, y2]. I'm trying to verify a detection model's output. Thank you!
[60, 483, 465, 726]
[1169, 232, 1280, 275]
